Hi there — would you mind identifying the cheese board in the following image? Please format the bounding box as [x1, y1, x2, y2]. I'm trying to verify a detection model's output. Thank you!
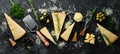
[0, 0, 120, 54]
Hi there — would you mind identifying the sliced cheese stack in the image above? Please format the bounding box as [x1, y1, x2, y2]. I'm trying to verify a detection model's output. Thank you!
[61, 23, 75, 41]
[4, 13, 26, 40]
[40, 27, 57, 45]
[9, 38, 16, 47]
[52, 12, 66, 40]
[84, 33, 95, 44]
[97, 23, 118, 46]
[72, 32, 77, 42]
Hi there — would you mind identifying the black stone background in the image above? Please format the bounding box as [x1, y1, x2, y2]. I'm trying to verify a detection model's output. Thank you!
[0, 0, 120, 54]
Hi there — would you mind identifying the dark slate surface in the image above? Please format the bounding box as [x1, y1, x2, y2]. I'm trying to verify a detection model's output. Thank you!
[0, 0, 120, 54]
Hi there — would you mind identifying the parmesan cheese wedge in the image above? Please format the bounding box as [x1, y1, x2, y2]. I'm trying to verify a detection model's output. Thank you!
[9, 38, 16, 47]
[40, 27, 57, 45]
[97, 23, 118, 46]
[4, 13, 26, 40]
[72, 32, 77, 42]
[61, 23, 75, 41]
[52, 12, 66, 40]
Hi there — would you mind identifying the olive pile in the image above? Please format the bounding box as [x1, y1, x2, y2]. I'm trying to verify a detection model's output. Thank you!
[22, 37, 34, 46]
[40, 13, 50, 24]
[96, 11, 105, 22]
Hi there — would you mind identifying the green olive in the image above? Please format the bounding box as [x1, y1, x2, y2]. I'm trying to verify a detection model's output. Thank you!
[46, 19, 50, 24]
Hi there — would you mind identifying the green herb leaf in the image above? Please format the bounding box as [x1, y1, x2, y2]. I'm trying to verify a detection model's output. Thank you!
[9, 0, 24, 19]
[106, 17, 116, 29]
[89, 7, 97, 20]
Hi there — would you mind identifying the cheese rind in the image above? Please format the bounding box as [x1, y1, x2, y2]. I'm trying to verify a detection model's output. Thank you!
[61, 23, 75, 41]
[97, 23, 118, 46]
[52, 12, 66, 40]
[4, 13, 26, 40]
[40, 27, 57, 45]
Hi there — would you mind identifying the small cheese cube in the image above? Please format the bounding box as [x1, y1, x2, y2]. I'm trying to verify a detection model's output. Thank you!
[90, 38, 95, 44]
[84, 40, 90, 43]
[85, 33, 91, 39]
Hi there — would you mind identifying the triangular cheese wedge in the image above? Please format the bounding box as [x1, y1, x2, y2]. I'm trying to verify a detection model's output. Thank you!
[9, 38, 16, 47]
[97, 23, 118, 46]
[79, 27, 86, 36]
[4, 13, 26, 40]
[52, 12, 66, 40]
[61, 23, 75, 41]
[72, 32, 77, 42]
[40, 27, 57, 45]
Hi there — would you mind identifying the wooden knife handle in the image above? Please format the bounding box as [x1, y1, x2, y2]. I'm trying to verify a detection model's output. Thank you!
[36, 31, 49, 46]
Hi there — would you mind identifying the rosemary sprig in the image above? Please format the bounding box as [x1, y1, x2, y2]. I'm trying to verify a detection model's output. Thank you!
[10, 0, 14, 5]
[89, 7, 97, 20]
[27, 0, 38, 20]
[55, 14, 60, 31]
[107, 18, 115, 29]
[80, 8, 97, 36]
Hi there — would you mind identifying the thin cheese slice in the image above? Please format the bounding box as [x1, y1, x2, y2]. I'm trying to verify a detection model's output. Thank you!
[40, 27, 57, 45]
[52, 12, 66, 40]
[4, 13, 26, 40]
[97, 23, 118, 46]
[9, 38, 16, 47]
[72, 32, 77, 42]
[61, 23, 75, 41]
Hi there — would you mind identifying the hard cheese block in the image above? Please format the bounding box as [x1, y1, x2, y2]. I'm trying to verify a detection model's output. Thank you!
[97, 23, 118, 46]
[4, 13, 26, 40]
[40, 27, 57, 45]
[52, 12, 66, 40]
[61, 23, 75, 41]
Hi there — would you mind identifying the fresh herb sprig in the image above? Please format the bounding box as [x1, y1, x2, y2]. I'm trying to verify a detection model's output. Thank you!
[10, 0, 24, 19]
[27, 0, 38, 20]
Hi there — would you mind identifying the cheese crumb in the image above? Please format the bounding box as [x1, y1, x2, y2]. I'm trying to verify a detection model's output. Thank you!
[58, 41, 66, 49]
[27, 8, 32, 13]
[64, 21, 72, 29]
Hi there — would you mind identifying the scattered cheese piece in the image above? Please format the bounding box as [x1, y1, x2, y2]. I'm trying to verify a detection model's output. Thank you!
[4, 13, 26, 40]
[9, 38, 16, 47]
[72, 32, 77, 42]
[61, 23, 75, 41]
[85, 33, 91, 39]
[58, 41, 66, 49]
[90, 38, 95, 44]
[73, 12, 83, 22]
[52, 12, 66, 40]
[84, 39, 90, 43]
[40, 27, 57, 45]
[97, 23, 118, 46]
